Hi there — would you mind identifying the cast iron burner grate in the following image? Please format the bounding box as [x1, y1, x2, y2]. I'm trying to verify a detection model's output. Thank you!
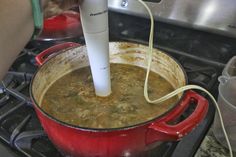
[178, 56, 218, 91]
[0, 51, 62, 157]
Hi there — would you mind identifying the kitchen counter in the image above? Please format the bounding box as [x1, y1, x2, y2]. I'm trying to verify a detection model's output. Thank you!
[195, 129, 235, 157]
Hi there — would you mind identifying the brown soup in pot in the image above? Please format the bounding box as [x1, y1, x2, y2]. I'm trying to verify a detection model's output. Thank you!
[41, 63, 178, 129]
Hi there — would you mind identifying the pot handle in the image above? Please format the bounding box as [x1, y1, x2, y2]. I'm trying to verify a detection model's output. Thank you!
[146, 90, 208, 144]
[35, 42, 80, 66]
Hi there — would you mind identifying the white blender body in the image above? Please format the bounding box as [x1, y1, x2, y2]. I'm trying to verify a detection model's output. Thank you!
[79, 0, 111, 97]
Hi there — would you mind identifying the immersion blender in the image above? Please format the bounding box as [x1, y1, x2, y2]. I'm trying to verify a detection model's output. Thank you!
[79, 0, 111, 97]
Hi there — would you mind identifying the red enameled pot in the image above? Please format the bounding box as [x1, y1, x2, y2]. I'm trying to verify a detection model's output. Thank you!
[30, 42, 208, 157]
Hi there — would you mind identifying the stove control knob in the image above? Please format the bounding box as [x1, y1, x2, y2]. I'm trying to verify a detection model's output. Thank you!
[121, 0, 128, 7]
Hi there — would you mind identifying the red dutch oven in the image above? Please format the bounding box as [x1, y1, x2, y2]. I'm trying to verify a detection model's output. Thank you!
[30, 42, 209, 157]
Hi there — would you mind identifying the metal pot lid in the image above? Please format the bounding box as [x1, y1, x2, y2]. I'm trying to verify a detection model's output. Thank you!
[36, 11, 83, 41]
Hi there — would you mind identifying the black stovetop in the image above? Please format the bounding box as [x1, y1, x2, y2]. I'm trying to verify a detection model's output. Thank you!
[0, 11, 236, 157]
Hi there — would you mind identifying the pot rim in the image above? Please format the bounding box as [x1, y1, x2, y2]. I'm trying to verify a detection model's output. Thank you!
[30, 41, 188, 132]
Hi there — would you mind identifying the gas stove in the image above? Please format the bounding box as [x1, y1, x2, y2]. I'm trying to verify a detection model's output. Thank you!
[0, 11, 236, 157]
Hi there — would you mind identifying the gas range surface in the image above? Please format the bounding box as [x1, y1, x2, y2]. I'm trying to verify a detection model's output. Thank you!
[0, 11, 236, 157]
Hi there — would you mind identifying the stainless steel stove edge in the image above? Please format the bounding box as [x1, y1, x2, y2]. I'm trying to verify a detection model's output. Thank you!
[108, 0, 236, 38]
